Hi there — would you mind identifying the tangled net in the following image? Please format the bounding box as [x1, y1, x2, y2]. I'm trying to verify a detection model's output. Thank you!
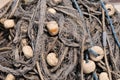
[0, 0, 120, 80]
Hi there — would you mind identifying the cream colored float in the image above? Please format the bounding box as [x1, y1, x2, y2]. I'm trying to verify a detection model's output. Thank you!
[48, 8, 56, 14]
[21, 39, 33, 59]
[5, 74, 15, 80]
[4, 19, 15, 29]
[46, 53, 58, 66]
[46, 21, 59, 36]
[105, 4, 115, 16]
[82, 60, 96, 74]
[99, 72, 109, 80]
[89, 46, 104, 62]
